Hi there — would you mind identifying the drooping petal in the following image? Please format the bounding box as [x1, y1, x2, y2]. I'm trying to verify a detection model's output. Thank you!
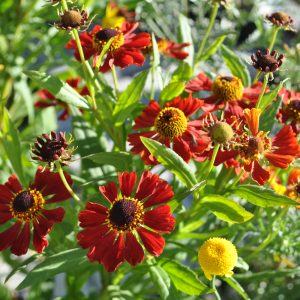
[0, 211, 12, 225]
[252, 160, 270, 185]
[185, 72, 213, 93]
[77, 225, 109, 249]
[135, 171, 160, 201]
[118, 172, 136, 197]
[33, 228, 49, 253]
[144, 181, 174, 208]
[137, 227, 165, 256]
[42, 207, 65, 223]
[99, 182, 118, 203]
[0, 222, 22, 251]
[86, 202, 108, 215]
[124, 232, 144, 266]
[265, 152, 295, 169]
[78, 209, 107, 228]
[173, 137, 192, 163]
[11, 222, 31, 256]
[133, 101, 161, 130]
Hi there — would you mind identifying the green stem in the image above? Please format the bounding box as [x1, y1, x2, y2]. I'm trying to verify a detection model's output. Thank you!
[111, 65, 120, 99]
[269, 27, 280, 52]
[212, 276, 221, 300]
[150, 56, 156, 99]
[256, 73, 269, 109]
[196, 3, 219, 62]
[60, 0, 68, 10]
[55, 162, 81, 202]
[206, 144, 220, 178]
[252, 70, 261, 85]
[230, 169, 245, 188]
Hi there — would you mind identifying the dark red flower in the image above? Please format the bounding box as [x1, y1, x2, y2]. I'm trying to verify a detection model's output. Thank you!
[128, 95, 210, 165]
[77, 171, 175, 272]
[185, 73, 263, 117]
[65, 22, 150, 72]
[277, 87, 300, 134]
[35, 78, 89, 121]
[0, 167, 72, 255]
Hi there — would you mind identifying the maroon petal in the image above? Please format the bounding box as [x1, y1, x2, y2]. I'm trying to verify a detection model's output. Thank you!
[78, 210, 106, 227]
[252, 160, 270, 185]
[124, 232, 144, 266]
[33, 230, 48, 253]
[144, 182, 174, 208]
[86, 202, 108, 215]
[0, 222, 22, 251]
[118, 172, 136, 197]
[144, 205, 175, 233]
[135, 171, 160, 201]
[34, 214, 54, 236]
[173, 137, 192, 163]
[0, 211, 13, 225]
[77, 225, 109, 249]
[5, 174, 22, 194]
[42, 207, 65, 223]
[99, 182, 118, 203]
[137, 227, 165, 256]
[11, 223, 31, 256]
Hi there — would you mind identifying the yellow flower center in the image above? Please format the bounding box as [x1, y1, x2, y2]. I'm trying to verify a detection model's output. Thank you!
[10, 189, 44, 222]
[198, 237, 238, 280]
[92, 28, 124, 54]
[212, 76, 244, 102]
[157, 39, 169, 52]
[286, 99, 300, 122]
[107, 197, 144, 232]
[154, 107, 188, 139]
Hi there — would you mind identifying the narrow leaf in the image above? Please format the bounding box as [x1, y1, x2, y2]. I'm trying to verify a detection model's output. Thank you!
[199, 34, 227, 61]
[223, 277, 251, 300]
[160, 81, 185, 104]
[149, 265, 170, 300]
[260, 97, 282, 132]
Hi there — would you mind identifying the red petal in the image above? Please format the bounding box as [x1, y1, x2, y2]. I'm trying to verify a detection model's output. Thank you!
[124, 32, 151, 48]
[11, 223, 31, 256]
[137, 227, 165, 256]
[173, 137, 192, 162]
[265, 152, 295, 169]
[34, 214, 54, 236]
[136, 171, 160, 201]
[144, 205, 175, 233]
[78, 209, 106, 227]
[185, 72, 213, 93]
[42, 207, 65, 223]
[77, 225, 109, 249]
[133, 101, 161, 130]
[114, 49, 145, 68]
[0, 222, 22, 251]
[144, 181, 174, 208]
[124, 232, 144, 266]
[33, 230, 48, 253]
[0, 211, 13, 225]
[86, 202, 108, 215]
[252, 160, 270, 185]
[118, 172, 136, 197]
[99, 182, 118, 203]
[6, 174, 23, 194]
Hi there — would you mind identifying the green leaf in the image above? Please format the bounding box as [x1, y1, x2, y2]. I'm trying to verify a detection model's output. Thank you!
[17, 248, 89, 290]
[260, 97, 282, 132]
[1, 108, 26, 185]
[199, 34, 227, 61]
[85, 152, 132, 171]
[141, 137, 197, 188]
[223, 277, 251, 300]
[160, 258, 210, 296]
[160, 81, 185, 104]
[221, 45, 251, 87]
[232, 185, 298, 207]
[171, 62, 193, 82]
[201, 195, 253, 223]
[0, 283, 11, 300]
[113, 69, 149, 125]
[178, 14, 194, 66]
[149, 265, 171, 299]
[152, 33, 160, 68]
[96, 37, 115, 69]
[257, 78, 289, 111]
[24, 70, 89, 109]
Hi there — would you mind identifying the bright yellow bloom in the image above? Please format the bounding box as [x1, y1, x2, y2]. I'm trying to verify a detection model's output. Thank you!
[102, 3, 125, 29]
[198, 237, 238, 280]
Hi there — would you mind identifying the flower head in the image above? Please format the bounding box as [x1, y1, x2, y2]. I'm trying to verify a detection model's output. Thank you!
[128, 95, 210, 165]
[185, 73, 262, 117]
[0, 167, 72, 255]
[266, 11, 294, 31]
[198, 237, 238, 280]
[55, 8, 89, 31]
[77, 171, 175, 272]
[31, 131, 74, 170]
[65, 22, 150, 72]
[251, 49, 284, 74]
[35, 78, 89, 120]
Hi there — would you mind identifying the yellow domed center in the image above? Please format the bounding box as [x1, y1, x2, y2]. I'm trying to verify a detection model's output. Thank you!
[107, 197, 144, 232]
[212, 76, 244, 102]
[154, 107, 188, 139]
[286, 99, 300, 122]
[93, 28, 124, 54]
[10, 189, 44, 222]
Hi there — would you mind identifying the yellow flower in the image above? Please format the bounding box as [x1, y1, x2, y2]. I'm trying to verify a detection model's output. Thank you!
[102, 3, 125, 29]
[198, 237, 238, 280]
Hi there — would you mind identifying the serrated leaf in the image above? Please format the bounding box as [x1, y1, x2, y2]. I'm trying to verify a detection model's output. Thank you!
[24, 70, 89, 109]
[221, 45, 251, 87]
[113, 69, 149, 125]
[149, 265, 171, 299]
[257, 78, 289, 111]
[1, 108, 26, 185]
[17, 248, 89, 290]
[199, 34, 227, 62]
[232, 185, 298, 207]
[85, 152, 131, 171]
[160, 81, 185, 104]
[160, 259, 210, 296]
[201, 195, 253, 223]
[141, 137, 197, 188]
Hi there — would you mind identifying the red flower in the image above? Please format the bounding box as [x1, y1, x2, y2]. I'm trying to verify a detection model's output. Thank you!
[0, 167, 72, 255]
[185, 73, 263, 117]
[233, 108, 299, 185]
[277, 87, 300, 134]
[128, 95, 210, 165]
[77, 171, 175, 272]
[35, 78, 89, 121]
[65, 22, 150, 72]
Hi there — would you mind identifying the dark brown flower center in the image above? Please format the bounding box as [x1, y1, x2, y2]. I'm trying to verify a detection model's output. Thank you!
[286, 99, 300, 122]
[295, 183, 300, 197]
[61, 10, 84, 27]
[107, 198, 144, 232]
[92, 28, 124, 53]
[266, 11, 293, 27]
[95, 29, 119, 41]
[13, 191, 34, 212]
[251, 49, 284, 73]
